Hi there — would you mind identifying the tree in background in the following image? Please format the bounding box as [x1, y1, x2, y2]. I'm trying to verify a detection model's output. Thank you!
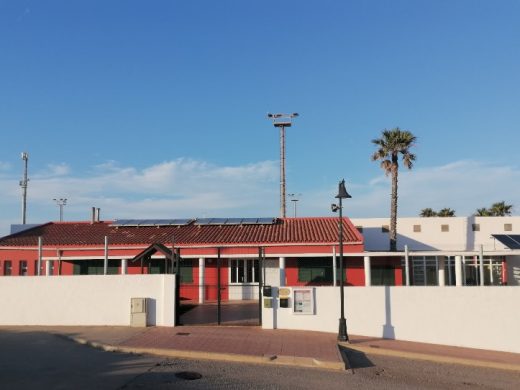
[437, 208, 456, 217]
[475, 202, 513, 216]
[420, 208, 437, 217]
[372, 127, 417, 251]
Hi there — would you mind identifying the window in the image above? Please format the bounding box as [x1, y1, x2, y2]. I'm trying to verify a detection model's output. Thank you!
[72, 260, 119, 275]
[4, 260, 12, 276]
[413, 224, 421, 233]
[441, 224, 449, 232]
[504, 223, 513, 232]
[381, 225, 389, 233]
[371, 266, 395, 286]
[19, 260, 28, 276]
[472, 223, 480, 232]
[180, 259, 194, 283]
[355, 226, 363, 233]
[230, 259, 259, 283]
[297, 258, 333, 284]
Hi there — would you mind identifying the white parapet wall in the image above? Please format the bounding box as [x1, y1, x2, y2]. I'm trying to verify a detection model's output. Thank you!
[263, 286, 520, 354]
[0, 275, 176, 327]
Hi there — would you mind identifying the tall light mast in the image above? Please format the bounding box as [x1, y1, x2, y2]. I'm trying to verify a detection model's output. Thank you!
[267, 113, 299, 218]
[20, 152, 29, 224]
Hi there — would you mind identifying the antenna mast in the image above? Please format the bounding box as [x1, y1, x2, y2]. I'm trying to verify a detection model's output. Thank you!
[20, 152, 29, 224]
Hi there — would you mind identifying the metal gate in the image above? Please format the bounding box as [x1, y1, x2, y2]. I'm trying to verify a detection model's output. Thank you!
[176, 247, 265, 326]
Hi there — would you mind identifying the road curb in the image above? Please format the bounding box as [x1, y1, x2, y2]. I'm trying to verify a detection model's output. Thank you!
[340, 343, 520, 372]
[68, 336, 346, 372]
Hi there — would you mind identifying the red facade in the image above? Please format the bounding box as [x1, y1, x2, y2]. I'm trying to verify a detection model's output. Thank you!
[0, 218, 407, 298]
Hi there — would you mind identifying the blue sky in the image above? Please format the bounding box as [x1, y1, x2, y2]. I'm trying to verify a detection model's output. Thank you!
[1, 0, 519, 235]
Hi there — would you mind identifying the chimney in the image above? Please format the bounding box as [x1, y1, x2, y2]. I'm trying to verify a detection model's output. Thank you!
[95, 207, 101, 222]
[91, 207, 96, 224]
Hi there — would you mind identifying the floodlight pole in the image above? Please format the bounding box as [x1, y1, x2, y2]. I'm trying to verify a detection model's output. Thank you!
[267, 113, 299, 218]
[20, 152, 29, 224]
[53, 198, 67, 222]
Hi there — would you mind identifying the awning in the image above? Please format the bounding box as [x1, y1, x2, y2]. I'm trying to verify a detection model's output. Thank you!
[492, 234, 520, 249]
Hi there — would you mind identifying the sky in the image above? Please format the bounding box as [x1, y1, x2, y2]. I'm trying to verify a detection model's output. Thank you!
[1, 0, 519, 236]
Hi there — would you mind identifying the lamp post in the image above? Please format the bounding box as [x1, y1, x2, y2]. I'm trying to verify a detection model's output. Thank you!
[267, 113, 299, 218]
[53, 198, 67, 222]
[331, 179, 352, 342]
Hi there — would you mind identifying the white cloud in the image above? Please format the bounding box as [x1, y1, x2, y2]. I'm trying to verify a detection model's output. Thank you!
[0, 158, 280, 235]
[0, 161, 11, 171]
[299, 160, 520, 218]
[1, 158, 520, 237]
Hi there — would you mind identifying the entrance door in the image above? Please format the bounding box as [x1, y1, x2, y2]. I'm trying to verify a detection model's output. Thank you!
[178, 252, 264, 326]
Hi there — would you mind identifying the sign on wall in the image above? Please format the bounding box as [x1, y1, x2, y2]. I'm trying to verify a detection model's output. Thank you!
[293, 287, 314, 315]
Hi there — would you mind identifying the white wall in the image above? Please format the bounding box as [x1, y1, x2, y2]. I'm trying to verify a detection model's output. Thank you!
[0, 275, 176, 326]
[351, 216, 520, 252]
[263, 286, 520, 354]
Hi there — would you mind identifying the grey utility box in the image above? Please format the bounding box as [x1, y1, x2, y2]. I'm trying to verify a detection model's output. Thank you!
[130, 297, 147, 327]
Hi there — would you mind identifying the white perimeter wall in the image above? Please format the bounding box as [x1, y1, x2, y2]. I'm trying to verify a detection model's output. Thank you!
[0, 275, 176, 327]
[263, 286, 520, 354]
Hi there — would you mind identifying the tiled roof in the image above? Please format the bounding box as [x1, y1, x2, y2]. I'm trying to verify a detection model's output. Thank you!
[0, 218, 363, 247]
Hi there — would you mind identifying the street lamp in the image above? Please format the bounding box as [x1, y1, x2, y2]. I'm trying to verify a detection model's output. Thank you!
[331, 179, 352, 342]
[53, 198, 67, 222]
[267, 113, 299, 218]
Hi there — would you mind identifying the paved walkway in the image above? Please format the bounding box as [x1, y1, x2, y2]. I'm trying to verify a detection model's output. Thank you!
[3, 325, 520, 372]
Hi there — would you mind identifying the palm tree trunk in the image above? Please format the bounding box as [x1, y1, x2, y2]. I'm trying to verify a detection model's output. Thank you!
[390, 159, 398, 251]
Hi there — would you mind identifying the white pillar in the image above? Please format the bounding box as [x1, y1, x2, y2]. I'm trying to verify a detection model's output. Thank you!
[438, 256, 445, 286]
[45, 260, 51, 276]
[332, 246, 337, 287]
[199, 258, 205, 304]
[279, 257, 286, 286]
[404, 245, 410, 286]
[103, 236, 108, 275]
[364, 256, 371, 286]
[479, 245, 485, 286]
[455, 255, 463, 286]
[37, 236, 42, 276]
[121, 259, 127, 275]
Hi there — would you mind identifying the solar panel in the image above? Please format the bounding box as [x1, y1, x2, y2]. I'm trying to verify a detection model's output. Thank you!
[492, 234, 520, 249]
[225, 218, 243, 225]
[240, 218, 259, 224]
[112, 219, 193, 227]
[193, 217, 277, 225]
[257, 217, 276, 225]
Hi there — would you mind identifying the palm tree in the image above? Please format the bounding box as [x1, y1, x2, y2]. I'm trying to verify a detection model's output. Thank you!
[437, 208, 455, 217]
[475, 207, 491, 216]
[372, 127, 417, 251]
[475, 202, 513, 216]
[420, 208, 437, 217]
[489, 201, 513, 216]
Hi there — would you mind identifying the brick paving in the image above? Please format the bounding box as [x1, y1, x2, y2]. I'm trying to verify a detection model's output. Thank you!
[6, 325, 519, 370]
[348, 335, 520, 366]
[118, 326, 343, 363]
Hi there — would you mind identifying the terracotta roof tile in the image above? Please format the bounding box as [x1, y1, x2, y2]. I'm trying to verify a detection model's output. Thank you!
[0, 217, 363, 247]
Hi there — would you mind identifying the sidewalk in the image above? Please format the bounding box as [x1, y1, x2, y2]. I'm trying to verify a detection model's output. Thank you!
[4, 326, 520, 372]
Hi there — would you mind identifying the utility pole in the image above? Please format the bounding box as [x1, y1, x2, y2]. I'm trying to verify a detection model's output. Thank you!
[20, 152, 29, 224]
[267, 113, 299, 218]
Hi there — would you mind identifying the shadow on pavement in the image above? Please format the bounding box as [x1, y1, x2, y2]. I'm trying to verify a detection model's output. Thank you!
[340, 345, 375, 370]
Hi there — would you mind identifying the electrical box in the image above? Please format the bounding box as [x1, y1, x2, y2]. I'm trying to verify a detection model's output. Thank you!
[130, 297, 147, 327]
[263, 286, 272, 297]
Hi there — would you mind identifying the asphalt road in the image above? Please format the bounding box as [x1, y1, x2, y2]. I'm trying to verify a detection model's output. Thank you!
[1, 329, 519, 389]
